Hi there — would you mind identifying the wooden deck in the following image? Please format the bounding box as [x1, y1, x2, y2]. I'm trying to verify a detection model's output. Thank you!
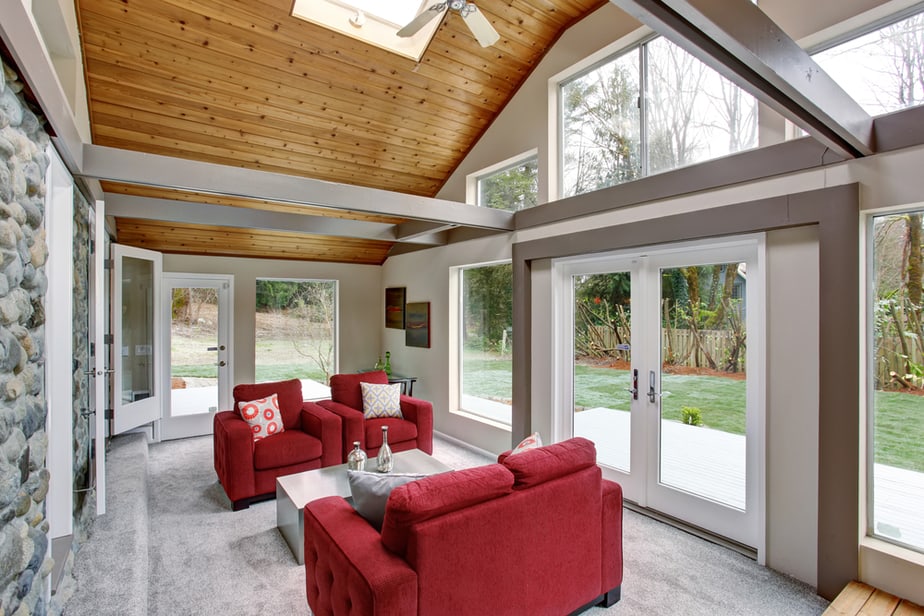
[823, 582, 924, 616]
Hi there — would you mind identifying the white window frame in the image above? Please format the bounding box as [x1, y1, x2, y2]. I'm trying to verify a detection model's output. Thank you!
[450, 261, 513, 429]
[465, 149, 539, 209]
[861, 203, 924, 567]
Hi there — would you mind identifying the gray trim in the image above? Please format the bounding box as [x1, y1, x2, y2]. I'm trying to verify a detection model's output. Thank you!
[511, 183, 859, 600]
[517, 137, 845, 229]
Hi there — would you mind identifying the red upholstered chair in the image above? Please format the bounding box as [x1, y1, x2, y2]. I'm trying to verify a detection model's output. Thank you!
[317, 371, 433, 462]
[213, 378, 342, 510]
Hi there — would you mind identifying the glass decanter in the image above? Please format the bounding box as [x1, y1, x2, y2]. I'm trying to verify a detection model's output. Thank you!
[347, 441, 367, 471]
[376, 426, 394, 473]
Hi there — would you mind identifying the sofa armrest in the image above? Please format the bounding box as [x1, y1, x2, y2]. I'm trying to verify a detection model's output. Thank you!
[304, 496, 417, 616]
[300, 402, 342, 467]
[601, 479, 624, 593]
[213, 411, 256, 506]
[317, 399, 365, 461]
[399, 396, 433, 455]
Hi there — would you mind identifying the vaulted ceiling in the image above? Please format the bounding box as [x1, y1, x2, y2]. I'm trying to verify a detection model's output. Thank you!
[75, 0, 607, 263]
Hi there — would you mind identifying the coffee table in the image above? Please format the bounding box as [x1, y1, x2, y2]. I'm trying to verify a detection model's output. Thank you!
[276, 449, 452, 564]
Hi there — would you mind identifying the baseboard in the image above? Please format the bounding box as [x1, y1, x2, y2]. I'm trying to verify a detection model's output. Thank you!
[433, 430, 498, 460]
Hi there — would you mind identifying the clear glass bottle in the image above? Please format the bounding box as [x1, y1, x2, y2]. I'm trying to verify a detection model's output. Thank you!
[373, 355, 383, 370]
[384, 351, 392, 376]
[376, 426, 393, 473]
[347, 441, 367, 471]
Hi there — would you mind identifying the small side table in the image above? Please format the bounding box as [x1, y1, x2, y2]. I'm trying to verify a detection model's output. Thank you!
[388, 374, 418, 396]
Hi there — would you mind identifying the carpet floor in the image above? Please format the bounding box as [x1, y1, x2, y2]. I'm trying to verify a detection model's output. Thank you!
[62, 433, 829, 615]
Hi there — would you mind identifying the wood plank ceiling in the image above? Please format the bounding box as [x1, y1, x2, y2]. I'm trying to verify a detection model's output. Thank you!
[75, 0, 607, 263]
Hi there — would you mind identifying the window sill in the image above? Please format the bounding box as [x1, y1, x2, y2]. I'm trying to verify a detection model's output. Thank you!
[858, 536, 924, 606]
[450, 408, 512, 432]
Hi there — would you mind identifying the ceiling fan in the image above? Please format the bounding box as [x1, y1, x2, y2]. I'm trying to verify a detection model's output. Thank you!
[397, 1, 500, 48]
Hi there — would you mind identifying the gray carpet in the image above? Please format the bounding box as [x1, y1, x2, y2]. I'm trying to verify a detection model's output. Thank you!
[62, 434, 829, 615]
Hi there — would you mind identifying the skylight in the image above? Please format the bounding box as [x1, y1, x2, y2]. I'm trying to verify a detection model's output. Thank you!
[291, 0, 440, 61]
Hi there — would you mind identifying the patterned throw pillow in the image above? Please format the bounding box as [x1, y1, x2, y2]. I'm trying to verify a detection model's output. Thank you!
[360, 382, 403, 419]
[509, 431, 543, 455]
[238, 393, 285, 441]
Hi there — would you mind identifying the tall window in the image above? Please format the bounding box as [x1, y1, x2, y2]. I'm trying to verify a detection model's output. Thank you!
[868, 210, 924, 554]
[476, 155, 539, 212]
[254, 279, 337, 392]
[459, 263, 513, 425]
[812, 8, 924, 116]
[560, 36, 758, 198]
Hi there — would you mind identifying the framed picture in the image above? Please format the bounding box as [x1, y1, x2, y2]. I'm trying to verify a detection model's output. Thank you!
[405, 302, 430, 348]
[385, 287, 406, 329]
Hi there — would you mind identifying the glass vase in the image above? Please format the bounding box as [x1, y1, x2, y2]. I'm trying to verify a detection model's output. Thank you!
[376, 426, 393, 473]
[347, 441, 367, 471]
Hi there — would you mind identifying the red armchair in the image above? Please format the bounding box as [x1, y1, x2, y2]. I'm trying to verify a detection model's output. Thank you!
[316, 371, 433, 462]
[213, 378, 342, 510]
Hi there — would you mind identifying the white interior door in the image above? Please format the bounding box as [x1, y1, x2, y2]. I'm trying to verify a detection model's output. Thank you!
[160, 274, 232, 440]
[112, 244, 163, 434]
[557, 236, 765, 552]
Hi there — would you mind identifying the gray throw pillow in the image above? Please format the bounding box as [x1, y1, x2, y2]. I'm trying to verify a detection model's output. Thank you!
[347, 470, 424, 531]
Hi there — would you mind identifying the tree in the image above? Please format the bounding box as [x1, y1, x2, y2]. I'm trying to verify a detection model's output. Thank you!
[480, 159, 538, 211]
[462, 264, 512, 351]
[561, 52, 640, 196]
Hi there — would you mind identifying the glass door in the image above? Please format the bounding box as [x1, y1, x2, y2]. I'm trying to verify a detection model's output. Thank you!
[558, 236, 764, 551]
[161, 274, 232, 440]
[644, 243, 762, 549]
[112, 244, 162, 434]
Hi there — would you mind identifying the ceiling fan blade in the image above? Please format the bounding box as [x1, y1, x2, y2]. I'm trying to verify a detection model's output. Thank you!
[397, 3, 448, 38]
[461, 4, 499, 47]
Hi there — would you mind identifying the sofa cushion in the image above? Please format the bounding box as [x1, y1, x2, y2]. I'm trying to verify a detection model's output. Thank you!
[364, 418, 417, 449]
[238, 393, 285, 441]
[501, 437, 597, 490]
[381, 464, 513, 555]
[330, 371, 389, 411]
[360, 382, 403, 419]
[509, 431, 543, 455]
[233, 379, 303, 430]
[253, 430, 323, 470]
[348, 471, 424, 530]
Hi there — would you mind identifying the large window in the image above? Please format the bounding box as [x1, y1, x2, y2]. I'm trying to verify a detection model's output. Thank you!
[255, 279, 337, 398]
[868, 210, 924, 554]
[812, 8, 924, 117]
[459, 263, 513, 425]
[476, 154, 539, 212]
[560, 36, 758, 198]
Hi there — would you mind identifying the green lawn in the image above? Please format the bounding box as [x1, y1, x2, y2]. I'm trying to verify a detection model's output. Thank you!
[462, 353, 924, 473]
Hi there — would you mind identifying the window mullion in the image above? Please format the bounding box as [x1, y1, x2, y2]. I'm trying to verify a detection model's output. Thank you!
[639, 43, 649, 179]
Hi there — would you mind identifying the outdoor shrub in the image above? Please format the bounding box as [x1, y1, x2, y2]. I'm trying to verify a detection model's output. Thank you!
[681, 406, 704, 426]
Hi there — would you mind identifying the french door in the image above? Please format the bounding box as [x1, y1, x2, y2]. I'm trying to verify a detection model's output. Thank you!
[112, 244, 163, 434]
[160, 274, 232, 440]
[556, 236, 764, 551]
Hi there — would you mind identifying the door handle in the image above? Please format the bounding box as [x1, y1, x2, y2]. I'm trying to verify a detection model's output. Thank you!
[625, 368, 639, 400]
[648, 370, 658, 403]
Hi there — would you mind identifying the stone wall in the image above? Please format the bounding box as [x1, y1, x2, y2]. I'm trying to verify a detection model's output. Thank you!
[0, 59, 52, 615]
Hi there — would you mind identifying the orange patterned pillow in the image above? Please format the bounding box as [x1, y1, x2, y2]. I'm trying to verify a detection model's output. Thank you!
[238, 393, 285, 440]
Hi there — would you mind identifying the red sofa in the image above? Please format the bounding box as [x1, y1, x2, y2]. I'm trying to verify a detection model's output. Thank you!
[317, 371, 433, 462]
[303, 437, 623, 615]
[213, 379, 342, 510]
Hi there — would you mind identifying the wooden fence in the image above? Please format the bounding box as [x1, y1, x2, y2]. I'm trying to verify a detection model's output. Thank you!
[587, 326, 746, 373]
[876, 336, 924, 387]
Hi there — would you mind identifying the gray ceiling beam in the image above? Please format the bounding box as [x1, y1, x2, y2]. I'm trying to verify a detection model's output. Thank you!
[80, 144, 515, 231]
[610, 0, 875, 158]
[104, 194, 448, 246]
[395, 220, 459, 241]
